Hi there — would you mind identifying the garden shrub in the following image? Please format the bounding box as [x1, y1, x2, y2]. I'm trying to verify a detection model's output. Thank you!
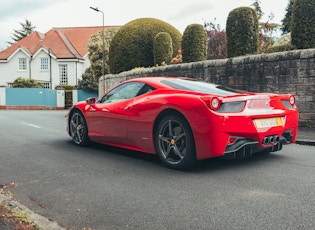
[109, 18, 182, 74]
[153, 32, 173, 66]
[226, 7, 258, 58]
[12, 77, 43, 88]
[182, 24, 207, 63]
[291, 0, 315, 49]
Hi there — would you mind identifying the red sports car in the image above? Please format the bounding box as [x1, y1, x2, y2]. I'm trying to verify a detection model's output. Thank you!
[66, 76, 298, 169]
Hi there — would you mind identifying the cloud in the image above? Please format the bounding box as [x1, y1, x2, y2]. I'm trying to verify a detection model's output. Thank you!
[0, 0, 64, 21]
[170, 2, 214, 21]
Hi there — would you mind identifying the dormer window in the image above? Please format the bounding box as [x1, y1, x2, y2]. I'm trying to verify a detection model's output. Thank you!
[18, 58, 27, 71]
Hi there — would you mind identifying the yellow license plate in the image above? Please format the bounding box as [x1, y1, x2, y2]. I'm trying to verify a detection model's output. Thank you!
[254, 117, 282, 128]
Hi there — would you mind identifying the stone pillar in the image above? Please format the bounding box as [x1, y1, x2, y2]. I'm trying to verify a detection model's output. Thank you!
[0, 87, 6, 106]
[56, 89, 65, 108]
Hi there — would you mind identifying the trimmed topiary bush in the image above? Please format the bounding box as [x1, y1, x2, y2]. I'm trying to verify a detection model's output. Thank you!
[182, 24, 207, 63]
[153, 32, 173, 66]
[109, 18, 182, 74]
[226, 7, 259, 58]
[291, 0, 315, 49]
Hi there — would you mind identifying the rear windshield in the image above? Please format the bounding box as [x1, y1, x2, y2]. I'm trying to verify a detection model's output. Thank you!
[161, 78, 243, 96]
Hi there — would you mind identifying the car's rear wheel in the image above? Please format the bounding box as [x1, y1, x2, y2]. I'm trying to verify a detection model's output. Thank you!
[69, 111, 90, 146]
[154, 115, 197, 170]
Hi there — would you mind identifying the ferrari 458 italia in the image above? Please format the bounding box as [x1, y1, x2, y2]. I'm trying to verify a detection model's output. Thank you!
[66, 76, 298, 169]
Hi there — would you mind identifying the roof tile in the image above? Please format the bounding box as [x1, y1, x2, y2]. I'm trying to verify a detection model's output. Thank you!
[0, 26, 120, 60]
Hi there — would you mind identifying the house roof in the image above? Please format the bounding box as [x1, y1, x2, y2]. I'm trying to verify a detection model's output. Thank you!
[0, 26, 120, 60]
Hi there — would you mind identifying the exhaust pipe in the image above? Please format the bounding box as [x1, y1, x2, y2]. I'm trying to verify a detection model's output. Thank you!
[262, 135, 280, 146]
[263, 137, 269, 145]
[270, 136, 275, 144]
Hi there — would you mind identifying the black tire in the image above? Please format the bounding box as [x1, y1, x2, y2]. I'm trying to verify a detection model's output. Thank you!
[154, 114, 197, 170]
[69, 111, 90, 146]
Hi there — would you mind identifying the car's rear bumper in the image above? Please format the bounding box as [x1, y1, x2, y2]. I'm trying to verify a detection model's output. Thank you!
[220, 128, 295, 159]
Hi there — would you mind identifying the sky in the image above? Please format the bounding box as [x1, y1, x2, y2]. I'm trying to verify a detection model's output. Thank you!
[0, 0, 290, 51]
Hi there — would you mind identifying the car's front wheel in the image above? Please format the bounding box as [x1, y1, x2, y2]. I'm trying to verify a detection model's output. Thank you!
[69, 111, 90, 146]
[154, 115, 197, 170]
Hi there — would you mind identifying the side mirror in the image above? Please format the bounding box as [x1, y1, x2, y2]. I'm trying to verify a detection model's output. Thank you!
[86, 97, 96, 105]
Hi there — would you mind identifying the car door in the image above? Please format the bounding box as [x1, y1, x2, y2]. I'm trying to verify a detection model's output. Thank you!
[85, 82, 145, 145]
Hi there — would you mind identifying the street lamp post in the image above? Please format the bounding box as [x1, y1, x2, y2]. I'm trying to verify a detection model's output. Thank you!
[90, 6, 105, 92]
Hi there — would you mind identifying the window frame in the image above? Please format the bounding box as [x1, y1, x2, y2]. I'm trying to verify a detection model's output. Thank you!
[40, 57, 49, 71]
[18, 58, 27, 71]
[99, 82, 154, 104]
[59, 64, 68, 85]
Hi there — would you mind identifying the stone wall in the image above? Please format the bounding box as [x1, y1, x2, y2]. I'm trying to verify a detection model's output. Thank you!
[99, 48, 315, 128]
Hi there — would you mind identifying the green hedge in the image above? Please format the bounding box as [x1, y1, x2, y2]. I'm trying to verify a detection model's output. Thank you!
[109, 18, 182, 74]
[226, 7, 258, 58]
[154, 32, 173, 65]
[291, 0, 315, 49]
[182, 24, 207, 63]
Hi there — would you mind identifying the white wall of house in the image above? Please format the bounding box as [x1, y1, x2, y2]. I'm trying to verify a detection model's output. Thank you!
[0, 50, 31, 86]
[32, 50, 51, 84]
[0, 49, 90, 89]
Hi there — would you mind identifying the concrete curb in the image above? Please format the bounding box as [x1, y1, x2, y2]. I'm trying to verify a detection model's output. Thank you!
[296, 139, 315, 146]
[0, 194, 65, 230]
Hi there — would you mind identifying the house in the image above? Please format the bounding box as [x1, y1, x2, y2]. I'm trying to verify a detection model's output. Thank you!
[0, 26, 119, 89]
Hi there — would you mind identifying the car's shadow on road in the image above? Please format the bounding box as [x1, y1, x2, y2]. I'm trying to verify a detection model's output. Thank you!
[63, 139, 287, 173]
[192, 152, 285, 173]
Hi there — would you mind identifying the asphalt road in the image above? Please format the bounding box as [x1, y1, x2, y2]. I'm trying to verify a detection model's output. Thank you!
[0, 110, 315, 230]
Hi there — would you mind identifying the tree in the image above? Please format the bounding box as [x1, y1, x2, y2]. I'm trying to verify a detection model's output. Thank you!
[291, 0, 315, 49]
[79, 28, 119, 92]
[226, 7, 259, 58]
[109, 18, 182, 74]
[281, 0, 294, 35]
[153, 32, 173, 66]
[88, 28, 119, 80]
[251, 0, 281, 53]
[251, 0, 264, 20]
[182, 24, 207, 63]
[204, 19, 227, 60]
[8, 19, 36, 45]
[78, 68, 98, 92]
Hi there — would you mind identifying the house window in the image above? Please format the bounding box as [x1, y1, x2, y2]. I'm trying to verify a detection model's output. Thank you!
[59, 64, 68, 85]
[19, 58, 27, 70]
[40, 57, 49, 70]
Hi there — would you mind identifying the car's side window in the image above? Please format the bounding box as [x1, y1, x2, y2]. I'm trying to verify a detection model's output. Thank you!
[99, 82, 146, 103]
[136, 84, 155, 96]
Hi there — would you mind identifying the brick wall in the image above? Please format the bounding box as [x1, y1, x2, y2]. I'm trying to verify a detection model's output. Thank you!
[100, 48, 315, 128]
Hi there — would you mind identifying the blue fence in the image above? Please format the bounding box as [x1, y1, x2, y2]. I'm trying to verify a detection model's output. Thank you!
[6, 88, 57, 106]
[2, 88, 98, 108]
[77, 90, 99, 102]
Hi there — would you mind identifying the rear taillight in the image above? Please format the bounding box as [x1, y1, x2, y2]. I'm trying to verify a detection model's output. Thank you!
[201, 96, 221, 111]
[281, 94, 296, 109]
[210, 97, 220, 110]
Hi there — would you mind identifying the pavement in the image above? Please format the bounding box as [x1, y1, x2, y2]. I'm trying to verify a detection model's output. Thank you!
[296, 127, 315, 146]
